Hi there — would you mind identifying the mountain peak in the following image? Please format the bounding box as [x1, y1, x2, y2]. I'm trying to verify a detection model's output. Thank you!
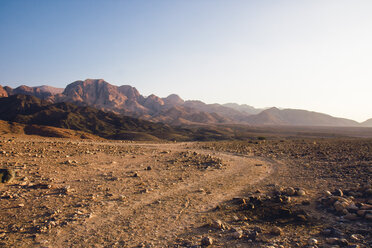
[164, 94, 184, 105]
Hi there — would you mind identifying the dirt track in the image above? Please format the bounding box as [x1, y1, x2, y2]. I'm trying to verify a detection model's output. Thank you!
[0, 136, 276, 247]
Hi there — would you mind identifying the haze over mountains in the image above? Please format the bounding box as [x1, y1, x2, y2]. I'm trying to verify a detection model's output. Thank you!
[1, 79, 371, 127]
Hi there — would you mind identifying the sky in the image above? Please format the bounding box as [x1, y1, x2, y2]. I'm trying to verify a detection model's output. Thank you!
[0, 0, 371, 122]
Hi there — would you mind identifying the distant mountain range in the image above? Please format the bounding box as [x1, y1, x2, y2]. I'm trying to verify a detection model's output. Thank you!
[1, 79, 371, 127]
[361, 118, 372, 127]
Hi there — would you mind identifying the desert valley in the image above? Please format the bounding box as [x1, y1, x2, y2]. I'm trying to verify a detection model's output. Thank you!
[0, 79, 371, 248]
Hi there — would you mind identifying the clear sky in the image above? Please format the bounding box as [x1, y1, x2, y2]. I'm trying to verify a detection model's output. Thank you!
[0, 0, 371, 122]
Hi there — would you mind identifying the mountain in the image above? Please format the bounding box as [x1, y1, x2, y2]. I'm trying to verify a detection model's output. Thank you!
[0, 94, 192, 141]
[50, 79, 247, 124]
[361, 118, 372, 127]
[0, 86, 8, 97]
[245, 107, 359, 127]
[182, 101, 252, 122]
[2, 79, 367, 127]
[151, 105, 229, 125]
[2, 85, 63, 100]
[223, 103, 262, 115]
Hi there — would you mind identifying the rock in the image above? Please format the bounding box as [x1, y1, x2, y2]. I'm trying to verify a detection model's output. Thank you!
[284, 187, 296, 196]
[296, 189, 306, 196]
[232, 229, 243, 239]
[334, 189, 343, 197]
[308, 238, 318, 245]
[140, 189, 149, 194]
[325, 190, 333, 196]
[326, 237, 339, 245]
[62, 185, 71, 194]
[350, 234, 364, 241]
[301, 200, 311, 205]
[270, 226, 282, 236]
[344, 213, 358, 220]
[232, 215, 240, 221]
[359, 203, 372, 210]
[0, 168, 14, 183]
[338, 238, 348, 246]
[145, 166, 152, 170]
[233, 197, 247, 204]
[346, 203, 359, 212]
[201, 236, 213, 246]
[334, 201, 348, 213]
[210, 219, 227, 230]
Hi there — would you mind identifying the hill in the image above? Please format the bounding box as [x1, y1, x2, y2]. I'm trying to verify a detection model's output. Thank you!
[0, 95, 191, 141]
[361, 118, 372, 127]
[245, 107, 359, 127]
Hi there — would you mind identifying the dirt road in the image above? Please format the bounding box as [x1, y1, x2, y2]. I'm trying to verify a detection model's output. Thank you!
[0, 136, 276, 247]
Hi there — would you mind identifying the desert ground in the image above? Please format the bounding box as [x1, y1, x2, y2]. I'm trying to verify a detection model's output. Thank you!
[0, 134, 371, 248]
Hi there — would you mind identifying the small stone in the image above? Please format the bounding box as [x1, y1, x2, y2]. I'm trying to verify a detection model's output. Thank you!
[360, 203, 372, 210]
[334, 201, 348, 213]
[62, 185, 71, 194]
[232, 229, 243, 239]
[339, 238, 348, 246]
[145, 166, 152, 170]
[301, 200, 311, 205]
[201, 236, 213, 246]
[334, 189, 343, 197]
[140, 189, 149, 194]
[233, 197, 247, 204]
[350, 234, 364, 241]
[210, 219, 227, 230]
[344, 213, 358, 220]
[232, 215, 240, 221]
[308, 238, 318, 245]
[325, 190, 332, 196]
[270, 226, 282, 236]
[0, 168, 14, 183]
[326, 237, 339, 244]
[296, 189, 306, 196]
[284, 187, 296, 196]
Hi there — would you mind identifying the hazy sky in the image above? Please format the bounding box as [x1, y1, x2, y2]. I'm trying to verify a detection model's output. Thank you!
[0, 0, 371, 122]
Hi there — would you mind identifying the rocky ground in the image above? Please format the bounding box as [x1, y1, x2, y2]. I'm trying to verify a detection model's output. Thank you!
[0, 135, 371, 247]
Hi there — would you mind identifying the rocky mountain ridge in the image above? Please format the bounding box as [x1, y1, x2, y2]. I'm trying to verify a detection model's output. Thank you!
[0, 94, 191, 141]
[1, 79, 370, 127]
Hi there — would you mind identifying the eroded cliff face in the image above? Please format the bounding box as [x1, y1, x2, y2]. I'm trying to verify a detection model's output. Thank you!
[0, 86, 8, 97]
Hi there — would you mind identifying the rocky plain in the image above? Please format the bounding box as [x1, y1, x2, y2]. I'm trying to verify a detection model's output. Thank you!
[0, 132, 371, 248]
